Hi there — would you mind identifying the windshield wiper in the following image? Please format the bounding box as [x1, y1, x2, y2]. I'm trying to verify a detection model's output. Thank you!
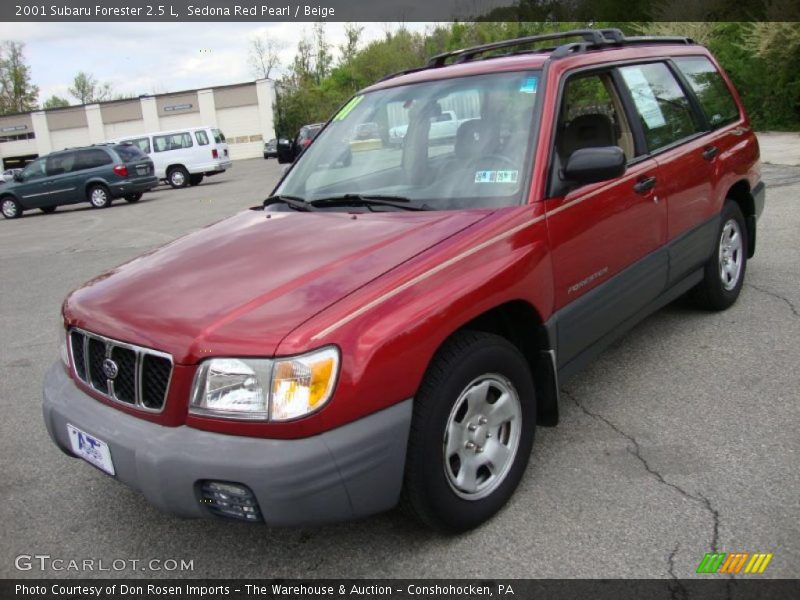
[263, 194, 316, 212]
[309, 194, 430, 211]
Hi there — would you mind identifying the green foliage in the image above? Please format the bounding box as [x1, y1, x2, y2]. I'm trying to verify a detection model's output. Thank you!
[0, 41, 39, 114]
[274, 22, 800, 137]
[42, 95, 69, 109]
[69, 71, 113, 104]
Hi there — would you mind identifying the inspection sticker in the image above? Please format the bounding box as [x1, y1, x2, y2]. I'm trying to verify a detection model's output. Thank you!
[475, 170, 518, 183]
[520, 76, 538, 93]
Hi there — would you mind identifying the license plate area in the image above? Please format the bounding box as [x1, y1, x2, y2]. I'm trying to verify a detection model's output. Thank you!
[67, 423, 115, 475]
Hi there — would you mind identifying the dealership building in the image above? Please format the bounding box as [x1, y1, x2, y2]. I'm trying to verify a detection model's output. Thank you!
[0, 79, 277, 169]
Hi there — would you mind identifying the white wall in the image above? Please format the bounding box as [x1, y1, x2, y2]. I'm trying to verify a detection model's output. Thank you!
[49, 127, 91, 151]
[215, 105, 263, 160]
[159, 112, 204, 131]
[104, 120, 148, 140]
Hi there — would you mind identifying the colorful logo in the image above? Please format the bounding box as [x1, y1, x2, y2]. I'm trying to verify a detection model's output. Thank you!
[696, 552, 773, 574]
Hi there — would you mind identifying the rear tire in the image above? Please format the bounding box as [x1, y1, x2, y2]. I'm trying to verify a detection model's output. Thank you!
[401, 331, 536, 532]
[1, 196, 22, 219]
[124, 193, 143, 203]
[189, 174, 204, 186]
[690, 200, 747, 311]
[87, 185, 111, 209]
[40, 206, 57, 214]
[167, 166, 189, 188]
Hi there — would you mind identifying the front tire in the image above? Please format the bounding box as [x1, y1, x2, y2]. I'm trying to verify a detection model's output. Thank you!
[87, 184, 111, 208]
[1, 196, 22, 219]
[691, 200, 747, 311]
[167, 166, 189, 188]
[402, 331, 536, 532]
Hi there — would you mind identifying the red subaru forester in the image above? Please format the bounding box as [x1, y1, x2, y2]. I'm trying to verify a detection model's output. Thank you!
[44, 30, 764, 531]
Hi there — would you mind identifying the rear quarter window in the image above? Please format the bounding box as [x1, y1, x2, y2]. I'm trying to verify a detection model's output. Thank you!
[74, 149, 113, 171]
[212, 129, 225, 143]
[113, 144, 145, 162]
[195, 130, 210, 145]
[673, 56, 740, 129]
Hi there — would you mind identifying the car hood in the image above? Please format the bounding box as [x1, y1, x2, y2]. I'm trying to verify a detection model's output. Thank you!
[64, 208, 489, 363]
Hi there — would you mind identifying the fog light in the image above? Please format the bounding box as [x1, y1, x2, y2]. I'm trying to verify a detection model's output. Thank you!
[199, 481, 263, 522]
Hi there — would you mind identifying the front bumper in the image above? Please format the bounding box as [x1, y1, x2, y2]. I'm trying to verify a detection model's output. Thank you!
[42, 362, 412, 526]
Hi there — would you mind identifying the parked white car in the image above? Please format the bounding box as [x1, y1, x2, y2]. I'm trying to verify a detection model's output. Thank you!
[110, 126, 232, 188]
[388, 110, 471, 146]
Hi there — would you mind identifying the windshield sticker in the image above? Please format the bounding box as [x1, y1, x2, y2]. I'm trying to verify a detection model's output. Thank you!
[620, 67, 667, 129]
[519, 76, 538, 94]
[474, 170, 519, 183]
[334, 95, 364, 121]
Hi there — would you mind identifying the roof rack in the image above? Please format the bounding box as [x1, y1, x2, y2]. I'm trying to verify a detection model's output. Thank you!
[422, 28, 693, 69]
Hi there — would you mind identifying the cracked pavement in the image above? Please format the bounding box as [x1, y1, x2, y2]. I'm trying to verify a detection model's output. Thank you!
[1, 158, 798, 579]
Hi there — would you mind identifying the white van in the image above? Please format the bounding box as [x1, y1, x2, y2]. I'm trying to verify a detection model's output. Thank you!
[111, 126, 232, 188]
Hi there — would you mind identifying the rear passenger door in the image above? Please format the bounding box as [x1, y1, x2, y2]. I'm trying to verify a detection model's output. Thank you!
[545, 69, 666, 369]
[44, 151, 83, 206]
[617, 61, 714, 286]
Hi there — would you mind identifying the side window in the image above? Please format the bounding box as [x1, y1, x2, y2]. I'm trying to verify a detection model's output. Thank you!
[195, 130, 209, 145]
[74, 149, 112, 171]
[212, 129, 225, 143]
[673, 56, 740, 129]
[45, 152, 76, 176]
[153, 132, 193, 152]
[618, 62, 700, 152]
[555, 71, 635, 163]
[128, 137, 151, 154]
[22, 158, 47, 181]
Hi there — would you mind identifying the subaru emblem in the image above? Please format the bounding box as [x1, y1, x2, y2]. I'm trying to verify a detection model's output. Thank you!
[102, 358, 119, 380]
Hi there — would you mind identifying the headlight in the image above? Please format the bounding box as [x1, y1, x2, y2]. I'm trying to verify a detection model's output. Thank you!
[189, 347, 339, 421]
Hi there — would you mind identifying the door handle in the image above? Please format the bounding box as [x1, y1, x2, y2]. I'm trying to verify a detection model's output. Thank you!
[702, 146, 719, 161]
[633, 175, 657, 194]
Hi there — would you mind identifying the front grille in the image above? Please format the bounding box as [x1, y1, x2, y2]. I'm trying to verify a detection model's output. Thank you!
[69, 328, 172, 412]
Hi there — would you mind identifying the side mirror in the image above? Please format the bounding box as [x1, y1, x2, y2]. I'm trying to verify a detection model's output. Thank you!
[13, 172, 23, 182]
[564, 146, 626, 185]
[277, 138, 296, 164]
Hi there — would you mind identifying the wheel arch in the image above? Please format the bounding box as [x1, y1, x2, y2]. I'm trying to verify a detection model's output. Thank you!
[84, 179, 110, 198]
[726, 179, 756, 258]
[442, 299, 559, 427]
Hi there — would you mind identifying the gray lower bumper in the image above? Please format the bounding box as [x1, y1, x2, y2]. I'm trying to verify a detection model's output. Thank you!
[42, 363, 412, 526]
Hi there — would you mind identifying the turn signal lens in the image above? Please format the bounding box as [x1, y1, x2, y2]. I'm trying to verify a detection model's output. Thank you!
[270, 347, 339, 421]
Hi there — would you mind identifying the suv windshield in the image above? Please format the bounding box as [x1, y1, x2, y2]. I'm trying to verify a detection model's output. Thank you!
[277, 71, 541, 211]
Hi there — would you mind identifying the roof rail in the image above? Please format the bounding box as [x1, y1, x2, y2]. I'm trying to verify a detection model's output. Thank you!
[424, 29, 694, 69]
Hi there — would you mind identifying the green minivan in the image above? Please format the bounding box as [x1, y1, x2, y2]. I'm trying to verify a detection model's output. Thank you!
[0, 144, 158, 219]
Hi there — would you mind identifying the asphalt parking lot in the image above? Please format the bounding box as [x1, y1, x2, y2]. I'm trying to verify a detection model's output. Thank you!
[1, 154, 798, 579]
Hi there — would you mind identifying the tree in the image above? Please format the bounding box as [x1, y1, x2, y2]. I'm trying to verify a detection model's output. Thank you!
[313, 23, 333, 85]
[248, 36, 284, 80]
[42, 95, 69, 109]
[339, 23, 363, 65]
[0, 41, 39, 114]
[68, 71, 112, 104]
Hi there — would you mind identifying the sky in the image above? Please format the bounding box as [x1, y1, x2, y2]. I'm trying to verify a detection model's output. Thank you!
[0, 22, 435, 103]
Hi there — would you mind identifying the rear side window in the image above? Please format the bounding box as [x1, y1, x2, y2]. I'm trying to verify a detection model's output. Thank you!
[74, 149, 113, 170]
[113, 144, 145, 162]
[45, 152, 76, 175]
[673, 56, 740, 129]
[618, 62, 700, 152]
[127, 137, 151, 154]
[195, 130, 209, 145]
[153, 132, 193, 152]
[212, 128, 225, 143]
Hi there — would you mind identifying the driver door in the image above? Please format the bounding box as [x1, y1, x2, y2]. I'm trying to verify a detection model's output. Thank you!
[13, 158, 51, 208]
[545, 70, 667, 369]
